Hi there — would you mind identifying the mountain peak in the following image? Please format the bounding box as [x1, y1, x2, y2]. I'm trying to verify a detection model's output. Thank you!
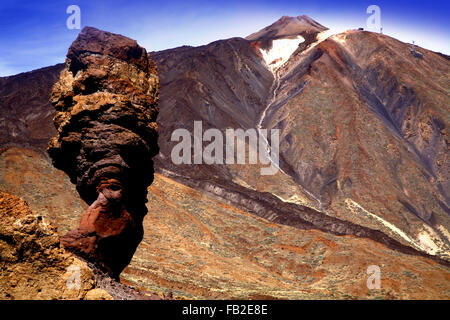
[246, 15, 328, 41]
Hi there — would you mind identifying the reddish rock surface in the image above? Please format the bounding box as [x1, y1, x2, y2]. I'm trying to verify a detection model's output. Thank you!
[48, 27, 159, 277]
[0, 186, 166, 300]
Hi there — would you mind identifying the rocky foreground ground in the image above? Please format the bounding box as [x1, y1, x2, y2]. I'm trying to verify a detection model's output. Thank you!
[1, 148, 449, 299]
[0, 187, 170, 300]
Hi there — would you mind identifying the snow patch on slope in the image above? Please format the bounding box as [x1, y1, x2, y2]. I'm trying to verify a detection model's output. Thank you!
[316, 29, 336, 42]
[345, 198, 449, 258]
[260, 35, 305, 71]
[301, 29, 347, 55]
[345, 198, 417, 246]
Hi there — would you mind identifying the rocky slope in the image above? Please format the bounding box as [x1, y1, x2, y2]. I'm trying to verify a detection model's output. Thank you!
[1, 148, 449, 299]
[0, 64, 64, 152]
[0, 15, 449, 299]
[0, 187, 167, 299]
[151, 16, 450, 261]
[261, 28, 450, 259]
[0, 188, 109, 299]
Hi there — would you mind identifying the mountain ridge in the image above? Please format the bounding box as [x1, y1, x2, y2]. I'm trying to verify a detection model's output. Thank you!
[246, 15, 328, 41]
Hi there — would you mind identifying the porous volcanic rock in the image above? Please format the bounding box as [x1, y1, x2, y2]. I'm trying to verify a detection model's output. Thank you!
[47, 27, 159, 277]
[0, 188, 163, 300]
[0, 189, 103, 299]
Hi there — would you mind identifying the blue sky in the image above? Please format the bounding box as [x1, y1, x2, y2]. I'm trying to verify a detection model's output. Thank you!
[0, 0, 449, 76]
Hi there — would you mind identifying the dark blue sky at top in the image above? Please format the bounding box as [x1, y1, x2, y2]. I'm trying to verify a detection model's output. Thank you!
[0, 0, 449, 76]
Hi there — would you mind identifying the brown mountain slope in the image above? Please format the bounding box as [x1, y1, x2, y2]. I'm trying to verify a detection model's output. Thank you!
[148, 26, 450, 261]
[1, 147, 449, 299]
[246, 15, 327, 41]
[0, 64, 64, 152]
[262, 30, 450, 259]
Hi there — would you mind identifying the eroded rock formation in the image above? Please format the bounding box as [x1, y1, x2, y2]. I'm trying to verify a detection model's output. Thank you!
[0, 188, 166, 300]
[47, 27, 159, 277]
[0, 189, 111, 299]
